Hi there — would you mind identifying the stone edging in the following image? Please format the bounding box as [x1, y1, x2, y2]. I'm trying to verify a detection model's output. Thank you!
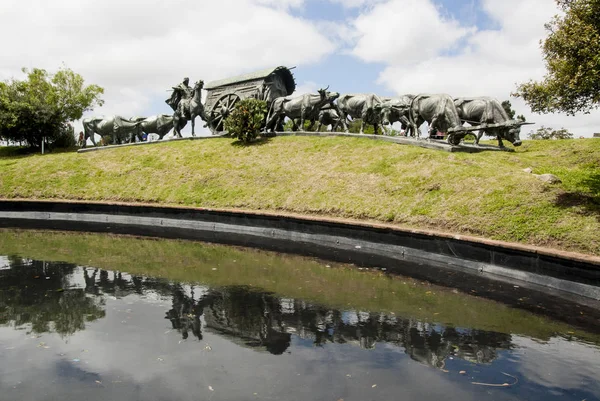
[0, 199, 598, 304]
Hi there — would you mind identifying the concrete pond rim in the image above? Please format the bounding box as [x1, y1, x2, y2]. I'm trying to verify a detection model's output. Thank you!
[1, 199, 599, 332]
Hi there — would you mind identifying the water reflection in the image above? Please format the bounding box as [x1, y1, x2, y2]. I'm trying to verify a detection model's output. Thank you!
[1, 257, 599, 401]
[0, 258, 105, 337]
[0, 258, 513, 369]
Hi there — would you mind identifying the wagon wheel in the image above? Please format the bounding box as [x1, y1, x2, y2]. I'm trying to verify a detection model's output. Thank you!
[208, 93, 241, 134]
[447, 133, 462, 146]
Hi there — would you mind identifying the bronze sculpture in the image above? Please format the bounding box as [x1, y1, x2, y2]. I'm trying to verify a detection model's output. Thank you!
[130, 114, 175, 140]
[81, 116, 142, 147]
[337, 94, 384, 135]
[453, 97, 529, 147]
[84, 65, 532, 149]
[264, 86, 340, 133]
[203, 66, 296, 133]
[166, 78, 194, 112]
[166, 79, 210, 138]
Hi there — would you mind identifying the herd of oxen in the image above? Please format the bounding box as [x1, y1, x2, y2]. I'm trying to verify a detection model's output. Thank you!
[81, 90, 531, 148]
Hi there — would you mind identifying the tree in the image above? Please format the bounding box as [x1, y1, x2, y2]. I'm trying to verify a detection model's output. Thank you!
[514, 0, 600, 115]
[501, 100, 526, 121]
[529, 126, 574, 139]
[0, 67, 104, 148]
[223, 98, 268, 143]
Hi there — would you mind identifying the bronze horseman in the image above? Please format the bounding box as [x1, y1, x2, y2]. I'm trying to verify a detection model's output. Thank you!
[166, 77, 209, 138]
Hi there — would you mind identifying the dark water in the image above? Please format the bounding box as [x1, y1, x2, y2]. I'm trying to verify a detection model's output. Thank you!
[0, 257, 599, 401]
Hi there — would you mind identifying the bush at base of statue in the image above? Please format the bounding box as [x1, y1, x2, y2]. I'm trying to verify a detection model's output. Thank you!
[223, 99, 268, 143]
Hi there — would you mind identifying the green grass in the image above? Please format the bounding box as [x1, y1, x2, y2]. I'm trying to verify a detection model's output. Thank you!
[1, 228, 598, 344]
[0, 137, 599, 255]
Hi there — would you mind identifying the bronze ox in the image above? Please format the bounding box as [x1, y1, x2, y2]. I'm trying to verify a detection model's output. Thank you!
[265, 86, 340, 132]
[315, 109, 345, 132]
[453, 97, 527, 148]
[337, 94, 383, 134]
[130, 114, 174, 140]
[408, 94, 464, 139]
[82, 116, 142, 147]
[374, 95, 415, 134]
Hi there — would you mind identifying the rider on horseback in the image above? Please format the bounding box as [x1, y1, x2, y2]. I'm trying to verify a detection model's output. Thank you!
[166, 78, 195, 118]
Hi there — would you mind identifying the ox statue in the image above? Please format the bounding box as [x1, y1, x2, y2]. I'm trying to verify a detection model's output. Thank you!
[337, 94, 384, 135]
[265, 86, 340, 133]
[374, 95, 415, 134]
[453, 97, 528, 148]
[408, 94, 464, 139]
[131, 114, 174, 140]
[315, 109, 345, 132]
[82, 116, 142, 147]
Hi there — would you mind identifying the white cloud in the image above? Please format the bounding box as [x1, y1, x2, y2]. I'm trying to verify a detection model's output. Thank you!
[3, 0, 599, 139]
[0, 0, 335, 135]
[350, 0, 476, 64]
[512, 335, 600, 394]
[346, 0, 600, 137]
[327, 0, 387, 9]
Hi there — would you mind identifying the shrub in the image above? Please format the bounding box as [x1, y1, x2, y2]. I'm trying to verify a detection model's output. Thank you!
[223, 99, 268, 143]
[529, 126, 573, 140]
[50, 125, 77, 149]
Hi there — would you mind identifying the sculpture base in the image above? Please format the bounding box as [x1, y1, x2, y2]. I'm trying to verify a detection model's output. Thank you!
[77, 131, 514, 154]
[271, 131, 515, 153]
[77, 133, 228, 153]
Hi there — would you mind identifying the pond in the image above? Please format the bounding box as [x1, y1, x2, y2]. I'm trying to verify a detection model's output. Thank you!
[0, 229, 599, 401]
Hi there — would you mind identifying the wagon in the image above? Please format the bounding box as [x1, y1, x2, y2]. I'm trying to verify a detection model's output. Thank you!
[203, 66, 296, 134]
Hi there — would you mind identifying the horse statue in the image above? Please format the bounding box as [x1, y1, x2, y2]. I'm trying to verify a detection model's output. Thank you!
[171, 80, 210, 138]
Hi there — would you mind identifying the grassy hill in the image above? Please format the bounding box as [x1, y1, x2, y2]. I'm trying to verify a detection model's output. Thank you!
[0, 136, 598, 256]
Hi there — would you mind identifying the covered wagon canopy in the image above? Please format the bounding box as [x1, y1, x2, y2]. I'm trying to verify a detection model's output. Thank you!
[204, 66, 296, 94]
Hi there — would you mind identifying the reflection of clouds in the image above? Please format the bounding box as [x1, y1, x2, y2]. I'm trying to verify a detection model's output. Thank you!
[513, 336, 600, 394]
[0, 294, 514, 401]
[2, 261, 598, 401]
[0, 302, 494, 401]
[0, 256, 11, 270]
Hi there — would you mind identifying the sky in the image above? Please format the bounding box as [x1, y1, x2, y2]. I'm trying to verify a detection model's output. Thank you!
[1, 0, 599, 138]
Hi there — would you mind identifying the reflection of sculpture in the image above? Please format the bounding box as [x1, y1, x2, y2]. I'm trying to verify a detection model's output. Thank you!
[82, 116, 142, 147]
[337, 94, 384, 135]
[265, 87, 340, 133]
[0, 260, 105, 337]
[0, 261, 514, 366]
[165, 285, 204, 340]
[168, 79, 209, 138]
[454, 97, 528, 147]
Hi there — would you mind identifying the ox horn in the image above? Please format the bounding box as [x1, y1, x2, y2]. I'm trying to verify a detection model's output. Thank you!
[516, 121, 535, 126]
[324, 85, 330, 91]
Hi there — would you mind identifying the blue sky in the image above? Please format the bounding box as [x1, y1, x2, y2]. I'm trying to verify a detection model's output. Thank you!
[282, 0, 499, 98]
